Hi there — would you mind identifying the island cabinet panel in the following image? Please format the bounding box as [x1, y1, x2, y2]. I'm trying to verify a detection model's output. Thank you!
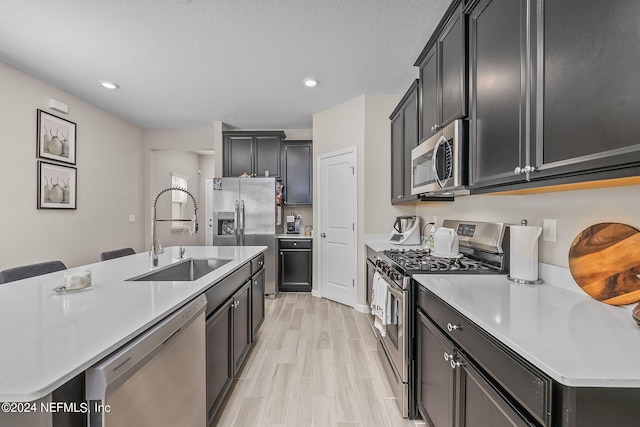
[232, 280, 252, 375]
[251, 267, 265, 340]
[205, 254, 265, 424]
[534, 0, 640, 178]
[467, 0, 531, 189]
[206, 299, 233, 421]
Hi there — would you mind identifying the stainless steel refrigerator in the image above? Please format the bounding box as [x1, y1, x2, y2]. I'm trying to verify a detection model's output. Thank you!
[205, 178, 279, 296]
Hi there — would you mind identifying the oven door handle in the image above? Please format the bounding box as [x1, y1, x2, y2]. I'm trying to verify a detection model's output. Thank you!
[385, 280, 404, 300]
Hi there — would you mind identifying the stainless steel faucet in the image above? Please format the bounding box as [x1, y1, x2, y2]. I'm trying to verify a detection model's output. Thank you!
[152, 186, 198, 267]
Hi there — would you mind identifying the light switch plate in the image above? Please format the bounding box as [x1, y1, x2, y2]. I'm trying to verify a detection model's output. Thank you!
[129, 215, 136, 223]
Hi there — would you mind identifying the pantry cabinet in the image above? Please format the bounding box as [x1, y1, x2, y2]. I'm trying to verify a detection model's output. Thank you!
[417, 0, 467, 142]
[390, 80, 419, 204]
[223, 131, 286, 178]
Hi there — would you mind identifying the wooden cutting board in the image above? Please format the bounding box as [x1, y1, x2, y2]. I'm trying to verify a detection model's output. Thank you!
[569, 222, 640, 305]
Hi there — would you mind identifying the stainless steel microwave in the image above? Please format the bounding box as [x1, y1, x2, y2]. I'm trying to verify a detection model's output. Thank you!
[410, 120, 468, 196]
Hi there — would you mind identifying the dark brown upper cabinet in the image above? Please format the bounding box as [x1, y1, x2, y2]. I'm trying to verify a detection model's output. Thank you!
[282, 140, 312, 205]
[468, 0, 640, 193]
[390, 80, 419, 204]
[533, 0, 640, 180]
[416, 0, 467, 143]
[467, 0, 534, 189]
[223, 131, 286, 178]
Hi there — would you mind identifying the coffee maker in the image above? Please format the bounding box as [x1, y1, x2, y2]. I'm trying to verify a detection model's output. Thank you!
[286, 213, 301, 234]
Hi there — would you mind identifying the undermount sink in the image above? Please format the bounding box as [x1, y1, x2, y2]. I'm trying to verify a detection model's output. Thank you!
[127, 258, 232, 282]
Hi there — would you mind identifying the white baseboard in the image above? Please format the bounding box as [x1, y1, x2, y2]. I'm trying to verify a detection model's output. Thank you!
[311, 289, 321, 298]
[355, 303, 370, 314]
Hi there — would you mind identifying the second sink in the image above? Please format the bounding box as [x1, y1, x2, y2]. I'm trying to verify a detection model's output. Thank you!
[128, 258, 232, 282]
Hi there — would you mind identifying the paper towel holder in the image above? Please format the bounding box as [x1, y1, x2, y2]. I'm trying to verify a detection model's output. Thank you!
[507, 219, 544, 285]
[507, 276, 543, 285]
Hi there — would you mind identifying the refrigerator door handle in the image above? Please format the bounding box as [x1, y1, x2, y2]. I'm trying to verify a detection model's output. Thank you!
[235, 200, 240, 246]
[240, 200, 246, 245]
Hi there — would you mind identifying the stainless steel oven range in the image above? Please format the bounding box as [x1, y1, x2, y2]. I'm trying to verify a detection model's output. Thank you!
[371, 220, 510, 419]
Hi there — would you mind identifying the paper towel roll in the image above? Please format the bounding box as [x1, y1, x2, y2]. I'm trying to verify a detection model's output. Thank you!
[510, 225, 542, 282]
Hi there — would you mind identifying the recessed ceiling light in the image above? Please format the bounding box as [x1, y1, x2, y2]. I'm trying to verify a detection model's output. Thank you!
[303, 77, 318, 88]
[99, 80, 120, 90]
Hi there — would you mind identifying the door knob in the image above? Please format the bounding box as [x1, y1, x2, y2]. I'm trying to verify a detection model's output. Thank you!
[320, 233, 327, 238]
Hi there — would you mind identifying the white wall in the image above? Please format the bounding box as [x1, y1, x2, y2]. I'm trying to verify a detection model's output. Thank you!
[144, 128, 216, 248]
[313, 94, 413, 308]
[0, 62, 145, 269]
[150, 150, 201, 247]
[415, 183, 640, 268]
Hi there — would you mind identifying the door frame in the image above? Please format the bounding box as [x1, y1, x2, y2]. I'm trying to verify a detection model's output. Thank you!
[315, 146, 358, 307]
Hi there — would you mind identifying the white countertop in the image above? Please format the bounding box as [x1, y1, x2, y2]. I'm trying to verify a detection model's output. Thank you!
[0, 246, 265, 402]
[414, 265, 640, 388]
[365, 234, 424, 253]
[277, 233, 313, 239]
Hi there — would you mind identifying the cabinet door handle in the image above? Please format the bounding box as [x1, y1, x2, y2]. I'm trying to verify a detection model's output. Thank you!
[447, 323, 460, 332]
[443, 352, 454, 362]
[450, 360, 464, 370]
[258, 260, 264, 266]
[397, 195, 402, 199]
[232, 300, 239, 309]
[514, 166, 522, 175]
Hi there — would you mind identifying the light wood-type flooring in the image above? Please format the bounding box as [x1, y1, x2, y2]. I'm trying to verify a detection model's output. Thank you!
[214, 292, 425, 427]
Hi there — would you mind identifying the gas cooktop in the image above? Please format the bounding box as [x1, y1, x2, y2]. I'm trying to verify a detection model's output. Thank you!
[381, 248, 496, 273]
[380, 220, 510, 275]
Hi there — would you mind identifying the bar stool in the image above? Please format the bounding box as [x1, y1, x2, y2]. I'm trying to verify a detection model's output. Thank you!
[100, 248, 135, 261]
[0, 261, 67, 284]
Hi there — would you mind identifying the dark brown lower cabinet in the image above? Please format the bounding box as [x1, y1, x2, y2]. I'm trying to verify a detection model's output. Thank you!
[206, 255, 265, 425]
[206, 300, 232, 422]
[278, 239, 312, 292]
[458, 354, 532, 427]
[416, 310, 456, 427]
[416, 309, 535, 427]
[232, 280, 252, 375]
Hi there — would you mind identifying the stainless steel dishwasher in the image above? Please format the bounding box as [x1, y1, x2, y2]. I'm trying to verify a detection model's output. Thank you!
[85, 294, 207, 427]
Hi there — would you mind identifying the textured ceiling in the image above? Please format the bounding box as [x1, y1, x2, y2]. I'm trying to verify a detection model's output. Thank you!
[0, 0, 449, 129]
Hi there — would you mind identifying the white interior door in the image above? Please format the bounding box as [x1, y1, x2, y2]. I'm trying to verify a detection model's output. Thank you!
[318, 148, 356, 307]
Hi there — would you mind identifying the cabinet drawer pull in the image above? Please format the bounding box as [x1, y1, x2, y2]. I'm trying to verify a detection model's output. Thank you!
[258, 260, 264, 266]
[447, 323, 460, 332]
[450, 360, 464, 369]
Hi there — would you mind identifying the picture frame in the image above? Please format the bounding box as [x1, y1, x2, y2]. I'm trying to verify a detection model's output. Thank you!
[38, 161, 77, 209]
[37, 109, 76, 164]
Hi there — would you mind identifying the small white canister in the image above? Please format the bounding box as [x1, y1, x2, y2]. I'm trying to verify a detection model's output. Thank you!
[64, 269, 92, 290]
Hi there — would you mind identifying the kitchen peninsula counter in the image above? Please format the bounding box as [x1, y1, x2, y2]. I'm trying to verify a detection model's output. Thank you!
[0, 246, 266, 402]
[414, 265, 640, 388]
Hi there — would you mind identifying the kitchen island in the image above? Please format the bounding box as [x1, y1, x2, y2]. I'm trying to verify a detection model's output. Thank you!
[0, 245, 266, 404]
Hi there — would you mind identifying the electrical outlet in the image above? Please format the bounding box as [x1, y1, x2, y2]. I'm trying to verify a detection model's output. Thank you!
[129, 214, 136, 223]
[543, 219, 556, 242]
